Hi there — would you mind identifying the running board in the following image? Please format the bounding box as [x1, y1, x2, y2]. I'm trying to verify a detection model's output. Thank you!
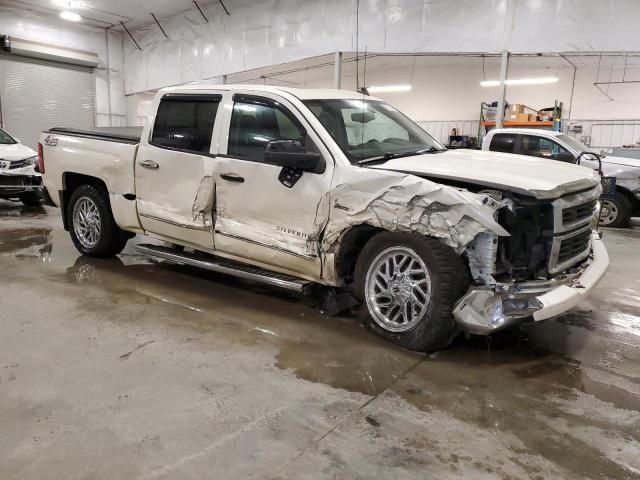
[136, 243, 314, 294]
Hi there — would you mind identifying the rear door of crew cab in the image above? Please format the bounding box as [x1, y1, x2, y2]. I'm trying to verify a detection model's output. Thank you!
[214, 92, 334, 279]
[135, 92, 224, 249]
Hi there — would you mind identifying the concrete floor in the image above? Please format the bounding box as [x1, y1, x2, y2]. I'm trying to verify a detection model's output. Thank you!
[0, 200, 638, 480]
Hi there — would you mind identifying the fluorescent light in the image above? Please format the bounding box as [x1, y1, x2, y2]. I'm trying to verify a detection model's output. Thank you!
[367, 85, 412, 93]
[480, 77, 559, 87]
[52, 0, 79, 7]
[60, 10, 82, 22]
[506, 77, 559, 85]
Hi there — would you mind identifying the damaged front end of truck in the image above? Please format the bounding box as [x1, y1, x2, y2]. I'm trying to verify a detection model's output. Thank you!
[320, 172, 608, 335]
[454, 183, 608, 335]
[0, 162, 44, 204]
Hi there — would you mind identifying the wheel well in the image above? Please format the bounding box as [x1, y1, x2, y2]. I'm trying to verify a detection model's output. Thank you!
[334, 224, 383, 285]
[615, 186, 638, 212]
[60, 173, 108, 231]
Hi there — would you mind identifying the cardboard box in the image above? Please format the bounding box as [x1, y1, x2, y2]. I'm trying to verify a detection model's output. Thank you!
[508, 112, 532, 122]
[510, 103, 526, 114]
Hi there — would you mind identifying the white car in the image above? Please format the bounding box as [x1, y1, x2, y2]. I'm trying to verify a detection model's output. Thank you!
[38, 85, 608, 352]
[482, 128, 640, 227]
[0, 127, 43, 206]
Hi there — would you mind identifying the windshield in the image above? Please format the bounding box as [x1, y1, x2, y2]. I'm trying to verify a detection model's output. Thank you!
[303, 99, 445, 164]
[0, 127, 17, 145]
[556, 134, 596, 154]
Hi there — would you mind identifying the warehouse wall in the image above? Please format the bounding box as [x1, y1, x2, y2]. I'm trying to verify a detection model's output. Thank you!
[125, 58, 640, 136]
[122, 0, 640, 95]
[0, 5, 126, 127]
[324, 61, 640, 122]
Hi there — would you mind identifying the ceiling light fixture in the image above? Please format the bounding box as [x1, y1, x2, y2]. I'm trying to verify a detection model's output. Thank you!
[367, 85, 412, 93]
[60, 10, 82, 22]
[52, 0, 79, 7]
[480, 77, 559, 87]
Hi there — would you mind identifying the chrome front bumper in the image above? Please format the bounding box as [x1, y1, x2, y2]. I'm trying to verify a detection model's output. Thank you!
[453, 232, 609, 335]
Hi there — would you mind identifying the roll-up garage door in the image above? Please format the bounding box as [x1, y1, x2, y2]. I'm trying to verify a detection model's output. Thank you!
[0, 54, 94, 150]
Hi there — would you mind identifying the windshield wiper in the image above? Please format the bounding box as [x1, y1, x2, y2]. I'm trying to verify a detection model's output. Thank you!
[357, 146, 441, 166]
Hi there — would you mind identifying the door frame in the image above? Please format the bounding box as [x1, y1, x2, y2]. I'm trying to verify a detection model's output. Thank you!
[211, 89, 337, 278]
[135, 88, 230, 250]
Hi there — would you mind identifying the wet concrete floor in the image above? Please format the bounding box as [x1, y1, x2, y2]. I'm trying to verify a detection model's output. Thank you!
[0, 200, 638, 479]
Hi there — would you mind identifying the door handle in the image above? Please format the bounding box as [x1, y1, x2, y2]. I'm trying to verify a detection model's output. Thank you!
[220, 173, 244, 183]
[140, 160, 159, 169]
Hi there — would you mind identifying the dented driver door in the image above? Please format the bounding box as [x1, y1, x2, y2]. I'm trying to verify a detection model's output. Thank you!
[214, 93, 334, 279]
[135, 92, 224, 249]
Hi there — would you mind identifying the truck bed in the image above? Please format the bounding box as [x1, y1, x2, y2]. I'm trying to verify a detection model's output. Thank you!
[40, 126, 141, 215]
[46, 127, 143, 145]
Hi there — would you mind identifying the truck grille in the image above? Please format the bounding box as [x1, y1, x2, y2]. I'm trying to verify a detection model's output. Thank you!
[0, 158, 29, 169]
[0, 176, 26, 186]
[9, 158, 29, 169]
[562, 199, 597, 227]
[558, 229, 592, 264]
[549, 186, 600, 274]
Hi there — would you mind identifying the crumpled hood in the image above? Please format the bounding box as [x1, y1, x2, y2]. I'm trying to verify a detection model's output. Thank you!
[368, 149, 600, 199]
[0, 142, 37, 161]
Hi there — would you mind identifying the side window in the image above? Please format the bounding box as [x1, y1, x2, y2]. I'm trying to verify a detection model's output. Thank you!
[151, 96, 220, 154]
[489, 133, 517, 153]
[522, 135, 573, 162]
[228, 100, 305, 162]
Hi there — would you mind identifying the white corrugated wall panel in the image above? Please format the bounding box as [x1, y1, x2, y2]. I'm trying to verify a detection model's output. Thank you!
[417, 120, 480, 145]
[0, 55, 94, 149]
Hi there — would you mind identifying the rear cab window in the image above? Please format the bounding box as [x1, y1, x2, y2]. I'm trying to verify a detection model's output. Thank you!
[151, 94, 221, 155]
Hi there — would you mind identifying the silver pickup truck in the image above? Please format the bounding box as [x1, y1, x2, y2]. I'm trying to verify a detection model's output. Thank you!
[38, 85, 608, 351]
[483, 128, 640, 227]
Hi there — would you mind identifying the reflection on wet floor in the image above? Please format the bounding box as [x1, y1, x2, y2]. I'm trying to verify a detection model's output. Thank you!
[1, 200, 639, 478]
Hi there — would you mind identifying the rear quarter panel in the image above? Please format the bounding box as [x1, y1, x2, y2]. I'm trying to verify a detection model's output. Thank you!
[40, 133, 141, 230]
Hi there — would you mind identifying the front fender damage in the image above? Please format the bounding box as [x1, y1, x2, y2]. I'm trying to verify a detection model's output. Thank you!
[314, 173, 518, 330]
[318, 174, 508, 261]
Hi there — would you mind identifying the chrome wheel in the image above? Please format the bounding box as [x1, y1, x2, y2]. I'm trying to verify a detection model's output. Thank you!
[599, 199, 619, 226]
[364, 246, 432, 333]
[72, 196, 102, 249]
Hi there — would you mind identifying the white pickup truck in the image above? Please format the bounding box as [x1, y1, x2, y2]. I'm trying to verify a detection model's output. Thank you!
[482, 128, 640, 227]
[39, 85, 609, 351]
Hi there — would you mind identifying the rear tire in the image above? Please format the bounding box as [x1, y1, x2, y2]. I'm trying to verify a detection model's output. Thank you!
[353, 232, 470, 352]
[68, 184, 129, 257]
[600, 192, 631, 228]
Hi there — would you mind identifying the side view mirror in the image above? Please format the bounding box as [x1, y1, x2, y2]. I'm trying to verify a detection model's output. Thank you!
[263, 140, 322, 172]
[555, 152, 575, 163]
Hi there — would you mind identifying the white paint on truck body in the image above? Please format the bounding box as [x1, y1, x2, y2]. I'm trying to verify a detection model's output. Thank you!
[39, 85, 608, 334]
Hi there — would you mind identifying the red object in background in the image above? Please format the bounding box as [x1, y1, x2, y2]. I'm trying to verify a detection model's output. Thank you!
[37, 143, 45, 174]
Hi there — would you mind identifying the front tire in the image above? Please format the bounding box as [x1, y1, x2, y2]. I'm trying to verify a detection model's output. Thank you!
[600, 192, 631, 228]
[68, 184, 129, 257]
[354, 232, 470, 352]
